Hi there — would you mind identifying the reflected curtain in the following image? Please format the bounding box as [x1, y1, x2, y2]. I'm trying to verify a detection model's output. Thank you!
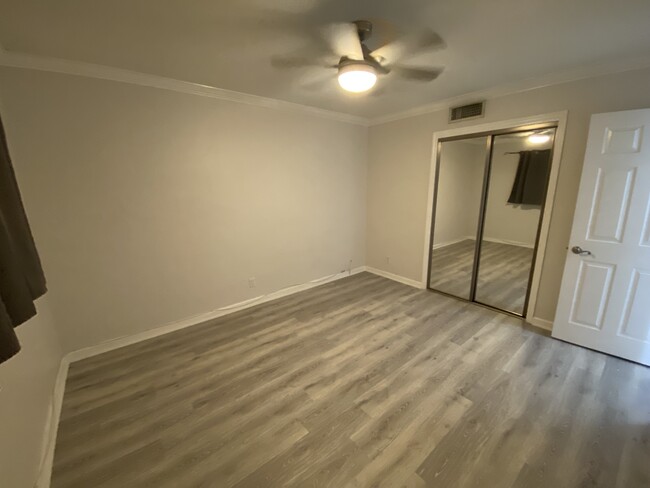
[0, 113, 47, 364]
[508, 149, 552, 205]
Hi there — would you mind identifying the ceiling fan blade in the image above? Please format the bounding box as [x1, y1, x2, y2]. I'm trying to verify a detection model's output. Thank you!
[271, 56, 329, 69]
[390, 65, 444, 81]
[323, 22, 364, 61]
[364, 18, 398, 52]
[300, 72, 337, 92]
[369, 85, 388, 97]
[372, 29, 445, 63]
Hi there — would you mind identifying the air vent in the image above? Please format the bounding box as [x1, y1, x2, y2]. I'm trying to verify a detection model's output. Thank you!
[449, 101, 485, 122]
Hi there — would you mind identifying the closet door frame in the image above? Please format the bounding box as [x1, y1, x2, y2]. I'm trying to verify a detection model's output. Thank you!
[422, 112, 567, 327]
[469, 136, 493, 303]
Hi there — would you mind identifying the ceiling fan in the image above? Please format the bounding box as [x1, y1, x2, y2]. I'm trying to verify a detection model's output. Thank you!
[272, 20, 445, 94]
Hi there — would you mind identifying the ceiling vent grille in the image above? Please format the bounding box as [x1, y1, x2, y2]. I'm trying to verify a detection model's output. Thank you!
[449, 101, 485, 122]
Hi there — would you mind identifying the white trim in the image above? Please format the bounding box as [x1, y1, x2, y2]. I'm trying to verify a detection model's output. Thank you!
[431, 236, 535, 250]
[2, 47, 650, 129]
[527, 316, 554, 332]
[370, 56, 650, 126]
[526, 114, 566, 320]
[0, 49, 368, 127]
[421, 111, 568, 320]
[36, 266, 367, 486]
[365, 266, 425, 289]
[482, 236, 535, 249]
[432, 235, 535, 250]
[431, 236, 472, 250]
[65, 267, 366, 363]
[35, 357, 69, 488]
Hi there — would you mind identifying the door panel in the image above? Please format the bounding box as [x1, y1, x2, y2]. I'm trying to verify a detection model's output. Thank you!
[602, 126, 642, 154]
[586, 167, 635, 242]
[569, 261, 615, 329]
[553, 109, 650, 365]
[619, 269, 650, 341]
[474, 130, 553, 315]
[428, 136, 488, 300]
[641, 197, 650, 247]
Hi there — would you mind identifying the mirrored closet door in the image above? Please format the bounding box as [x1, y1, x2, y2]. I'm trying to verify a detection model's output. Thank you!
[429, 136, 489, 300]
[427, 126, 556, 317]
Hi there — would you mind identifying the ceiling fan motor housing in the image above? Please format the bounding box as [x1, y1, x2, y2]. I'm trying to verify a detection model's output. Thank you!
[353, 20, 373, 41]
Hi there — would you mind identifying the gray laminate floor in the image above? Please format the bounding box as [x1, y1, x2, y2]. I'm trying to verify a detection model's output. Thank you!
[429, 239, 534, 314]
[52, 272, 650, 488]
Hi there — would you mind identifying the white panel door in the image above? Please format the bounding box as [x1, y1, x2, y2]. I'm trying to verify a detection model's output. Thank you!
[553, 109, 650, 365]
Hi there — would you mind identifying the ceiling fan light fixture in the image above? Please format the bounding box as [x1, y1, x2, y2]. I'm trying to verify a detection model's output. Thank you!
[528, 133, 551, 144]
[337, 62, 377, 93]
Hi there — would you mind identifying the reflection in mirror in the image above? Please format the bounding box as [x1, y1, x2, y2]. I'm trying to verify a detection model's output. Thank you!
[475, 129, 555, 314]
[429, 136, 488, 299]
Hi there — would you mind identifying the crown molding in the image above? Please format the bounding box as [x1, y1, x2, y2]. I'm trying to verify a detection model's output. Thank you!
[0, 49, 370, 126]
[3, 46, 650, 130]
[369, 55, 650, 126]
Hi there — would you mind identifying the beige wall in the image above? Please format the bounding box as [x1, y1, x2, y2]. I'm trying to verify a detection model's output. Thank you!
[0, 67, 368, 352]
[0, 296, 63, 487]
[432, 140, 484, 247]
[367, 67, 650, 321]
[1, 60, 648, 488]
[432, 138, 548, 250]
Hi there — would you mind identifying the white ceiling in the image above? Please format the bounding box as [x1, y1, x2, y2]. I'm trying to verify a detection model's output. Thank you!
[1, 0, 650, 119]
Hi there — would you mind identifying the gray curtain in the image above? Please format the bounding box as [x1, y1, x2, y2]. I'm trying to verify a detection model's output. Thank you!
[507, 149, 552, 205]
[0, 114, 47, 364]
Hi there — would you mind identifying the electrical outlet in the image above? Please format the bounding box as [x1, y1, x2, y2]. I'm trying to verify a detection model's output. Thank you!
[385, 256, 390, 265]
[248, 277, 256, 288]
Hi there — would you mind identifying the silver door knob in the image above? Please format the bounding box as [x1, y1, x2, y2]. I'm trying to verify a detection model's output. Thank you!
[571, 246, 592, 256]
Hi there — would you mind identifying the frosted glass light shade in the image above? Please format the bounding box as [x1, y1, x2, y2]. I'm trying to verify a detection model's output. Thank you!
[528, 134, 551, 144]
[338, 63, 377, 93]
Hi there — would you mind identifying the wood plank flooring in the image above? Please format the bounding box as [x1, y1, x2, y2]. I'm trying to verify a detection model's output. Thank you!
[429, 239, 534, 314]
[52, 272, 650, 488]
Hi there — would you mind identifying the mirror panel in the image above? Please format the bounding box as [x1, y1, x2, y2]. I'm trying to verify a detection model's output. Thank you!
[474, 129, 555, 314]
[429, 136, 489, 299]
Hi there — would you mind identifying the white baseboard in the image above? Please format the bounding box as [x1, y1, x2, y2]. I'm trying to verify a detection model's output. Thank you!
[431, 236, 473, 250]
[482, 237, 535, 249]
[527, 316, 554, 331]
[66, 267, 366, 363]
[435, 236, 470, 250]
[37, 266, 368, 487]
[35, 356, 69, 488]
[365, 265, 554, 333]
[432, 236, 535, 250]
[365, 267, 425, 289]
